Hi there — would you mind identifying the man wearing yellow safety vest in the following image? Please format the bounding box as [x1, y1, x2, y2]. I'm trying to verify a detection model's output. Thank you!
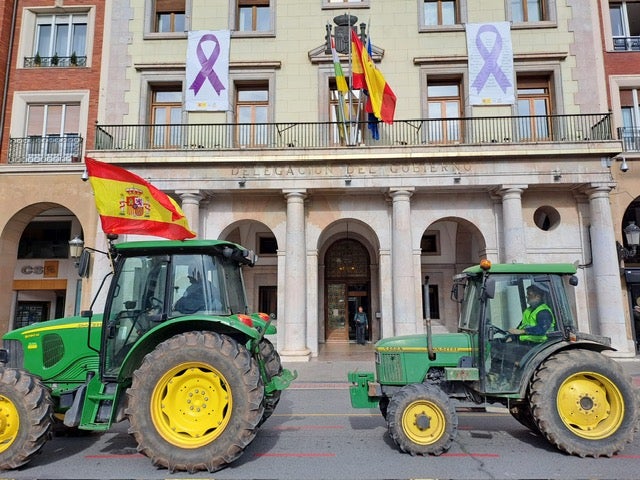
[508, 285, 555, 343]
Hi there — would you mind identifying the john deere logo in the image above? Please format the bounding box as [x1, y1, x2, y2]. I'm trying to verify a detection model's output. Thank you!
[120, 187, 150, 218]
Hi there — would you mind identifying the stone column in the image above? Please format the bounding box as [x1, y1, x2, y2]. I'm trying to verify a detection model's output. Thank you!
[389, 188, 416, 336]
[176, 190, 203, 237]
[280, 190, 311, 361]
[587, 185, 635, 356]
[499, 186, 527, 263]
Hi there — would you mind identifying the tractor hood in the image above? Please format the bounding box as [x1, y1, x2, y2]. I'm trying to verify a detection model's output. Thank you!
[374, 333, 474, 385]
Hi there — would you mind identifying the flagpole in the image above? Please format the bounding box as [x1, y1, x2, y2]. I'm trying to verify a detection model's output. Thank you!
[329, 22, 348, 145]
[353, 18, 371, 144]
[347, 12, 355, 145]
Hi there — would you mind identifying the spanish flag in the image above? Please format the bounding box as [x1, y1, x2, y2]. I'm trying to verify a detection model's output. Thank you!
[350, 29, 396, 124]
[84, 157, 196, 240]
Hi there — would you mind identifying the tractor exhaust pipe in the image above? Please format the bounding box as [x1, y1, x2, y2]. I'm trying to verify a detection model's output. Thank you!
[423, 276, 436, 361]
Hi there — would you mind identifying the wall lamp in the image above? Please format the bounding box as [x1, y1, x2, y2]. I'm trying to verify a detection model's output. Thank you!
[620, 157, 629, 173]
[617, 221, 640, 260]
[238, 178, 246, 187]
[345, 176, 352, 186]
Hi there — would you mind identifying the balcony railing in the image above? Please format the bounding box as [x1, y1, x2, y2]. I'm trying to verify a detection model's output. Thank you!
[23, 55, 88, 68]
[618, 127, 640, 152]
[613, 36, 640, 51]
[94, 113, 613, 151]
[8, 136, 84, 164]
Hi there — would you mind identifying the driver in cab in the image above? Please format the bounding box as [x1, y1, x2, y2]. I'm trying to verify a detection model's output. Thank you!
[508, 285, 555, 344]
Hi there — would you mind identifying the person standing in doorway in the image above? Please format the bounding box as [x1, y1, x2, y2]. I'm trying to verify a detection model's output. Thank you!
[354, 306, 368, 345]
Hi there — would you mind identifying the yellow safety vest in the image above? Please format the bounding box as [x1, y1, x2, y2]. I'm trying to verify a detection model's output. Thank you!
[519, 303, 555, 343]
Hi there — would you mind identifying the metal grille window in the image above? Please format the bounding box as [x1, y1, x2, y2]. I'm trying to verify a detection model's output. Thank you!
[34, 13, 87, 58]
[154, 0, 185, 33]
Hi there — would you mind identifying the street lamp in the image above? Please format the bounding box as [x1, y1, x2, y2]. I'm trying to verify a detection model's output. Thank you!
[68, 235, 84, 259]
[617, 221, 640, 260]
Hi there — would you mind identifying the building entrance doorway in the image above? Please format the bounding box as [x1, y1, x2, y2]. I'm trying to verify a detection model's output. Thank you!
[325, 239, 370, 342]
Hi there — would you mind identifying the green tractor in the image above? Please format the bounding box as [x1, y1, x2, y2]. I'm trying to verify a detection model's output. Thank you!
[349, 260, 639, 457]
[0, 237, 296, 472]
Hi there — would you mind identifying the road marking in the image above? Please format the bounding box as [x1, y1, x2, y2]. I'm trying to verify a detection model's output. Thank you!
[271, 425, 345, 430]
[255, 452, 336, 458]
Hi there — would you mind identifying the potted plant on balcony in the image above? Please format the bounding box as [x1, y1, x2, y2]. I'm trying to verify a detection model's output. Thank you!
[33, 53, 41, 67]
[51, 53, 59, 66]
[70, 52, 77, 66]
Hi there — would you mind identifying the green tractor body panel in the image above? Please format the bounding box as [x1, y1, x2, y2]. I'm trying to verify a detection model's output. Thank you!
[374, 333, 474, 384]
[0, 238, 295, 435]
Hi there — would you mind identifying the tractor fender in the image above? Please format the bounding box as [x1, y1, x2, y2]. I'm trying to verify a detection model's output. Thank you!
[516, 340, 614, 398]
[116, 315, 263, 382]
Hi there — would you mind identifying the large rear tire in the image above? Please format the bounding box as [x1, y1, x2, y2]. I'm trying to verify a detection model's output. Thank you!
[0, 368, 53, 470]
[126, 331, 265, 473]
[386, 383, 457, 456]
[529, 350, 639, 457]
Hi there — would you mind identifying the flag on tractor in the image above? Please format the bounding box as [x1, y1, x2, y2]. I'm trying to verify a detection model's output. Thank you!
[84, 157, 196, 240]
[350, 29, 396, 124]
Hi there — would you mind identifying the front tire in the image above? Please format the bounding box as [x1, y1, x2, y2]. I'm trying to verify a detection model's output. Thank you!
[386, 383, 457, 456]
[530, 350, 639, 457]
[0, 368, 53, 470]
[126, 332, 265, 473]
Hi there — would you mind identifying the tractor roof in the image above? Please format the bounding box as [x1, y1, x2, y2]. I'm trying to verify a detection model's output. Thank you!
[462, 262, 578, 275]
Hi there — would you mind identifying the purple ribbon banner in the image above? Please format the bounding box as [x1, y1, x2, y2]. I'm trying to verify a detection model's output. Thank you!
[471, 24, 512, 94]
[189, 34, 225, 96]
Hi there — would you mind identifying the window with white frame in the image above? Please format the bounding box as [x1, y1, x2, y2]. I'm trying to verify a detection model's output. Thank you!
[34, 14, 87, 63]
[610, 2, 640, 51]
[620, 89, 640, 150]
[25, 104, 81, 161]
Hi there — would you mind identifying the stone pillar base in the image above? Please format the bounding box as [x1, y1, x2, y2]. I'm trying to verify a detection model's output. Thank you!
[279, 349, 312, 362]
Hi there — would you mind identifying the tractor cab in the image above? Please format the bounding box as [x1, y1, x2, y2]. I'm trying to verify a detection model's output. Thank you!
[454, 262, 579, 394]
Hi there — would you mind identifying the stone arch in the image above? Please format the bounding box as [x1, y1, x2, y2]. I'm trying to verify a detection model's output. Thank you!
[419, 216, 487, 331]
[0, 202, 95, 334]
[317, 219, 381, 343]
[219, 219, 279, 320]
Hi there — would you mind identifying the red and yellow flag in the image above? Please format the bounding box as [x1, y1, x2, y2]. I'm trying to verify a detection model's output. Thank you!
[85, 157, 196, 240]
[350, 29, 396, 124]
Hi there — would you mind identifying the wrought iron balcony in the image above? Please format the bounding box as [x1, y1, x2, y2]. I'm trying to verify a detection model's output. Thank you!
[94, 113, 613, 151]
[618, 127, 640, 152]
[612, 36, 640, 51]
[8, 136, 84, 164]
[23, 55, 87, 68]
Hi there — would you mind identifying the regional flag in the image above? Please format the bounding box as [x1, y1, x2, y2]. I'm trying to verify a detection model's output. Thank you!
[350, 29, 396, 124]
[84, 157, 196, 240]
[331, 36, 349, 94]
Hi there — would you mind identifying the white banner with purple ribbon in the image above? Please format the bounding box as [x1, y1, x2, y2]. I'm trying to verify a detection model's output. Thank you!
[466, 22, 514, 105]
[186, 30, 230, 111]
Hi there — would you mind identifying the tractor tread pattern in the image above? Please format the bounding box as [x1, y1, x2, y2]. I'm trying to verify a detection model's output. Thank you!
[0, 368, 54, 470]
[126, 331, 264, 473]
